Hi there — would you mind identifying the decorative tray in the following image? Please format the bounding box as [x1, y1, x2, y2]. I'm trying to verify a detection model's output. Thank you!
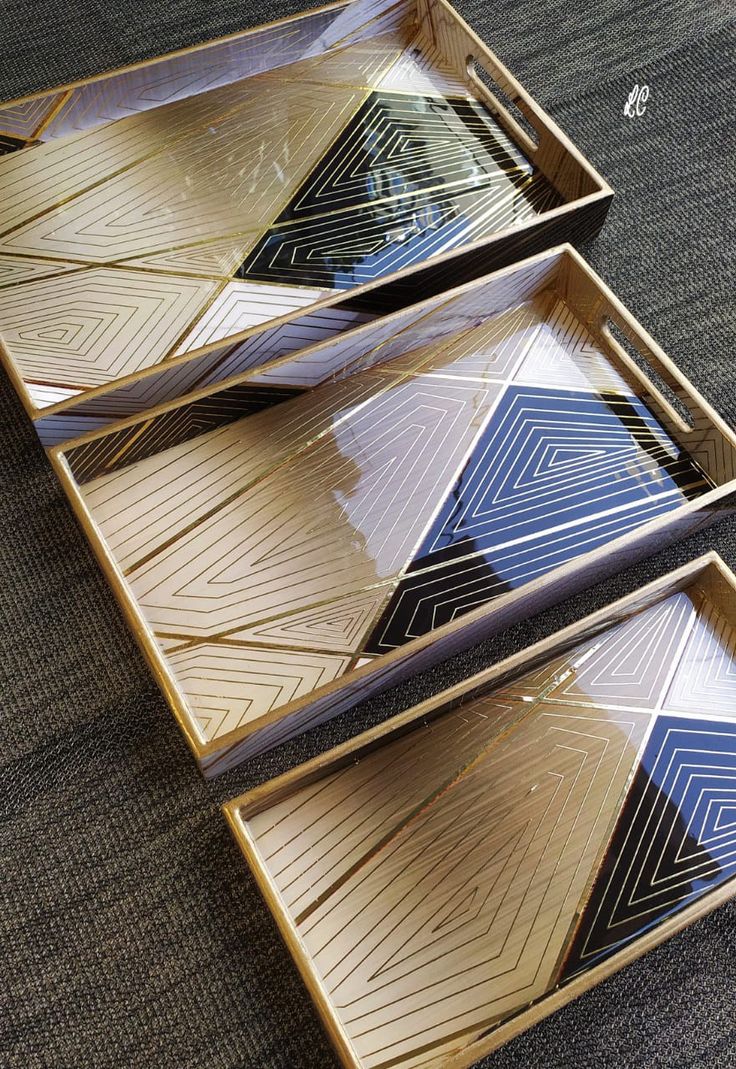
[0, 0, 611, 447]
[49, 244, 736, 774]
[225, 551, 736, 1069]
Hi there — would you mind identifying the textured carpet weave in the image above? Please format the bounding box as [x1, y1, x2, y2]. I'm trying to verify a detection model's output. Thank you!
[1, 2, 735, 1067]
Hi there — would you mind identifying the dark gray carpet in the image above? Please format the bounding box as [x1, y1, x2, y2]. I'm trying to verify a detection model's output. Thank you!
[1, 2, 735, 1067]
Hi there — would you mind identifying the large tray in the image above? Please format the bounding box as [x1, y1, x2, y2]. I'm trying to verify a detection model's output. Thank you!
[0, 0, 611, 447]
[49, 245, 736, 774]
[224, 551, 736, 1069]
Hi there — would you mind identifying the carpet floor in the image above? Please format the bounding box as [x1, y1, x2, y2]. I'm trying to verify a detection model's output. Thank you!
[1, 1, 735, 1066]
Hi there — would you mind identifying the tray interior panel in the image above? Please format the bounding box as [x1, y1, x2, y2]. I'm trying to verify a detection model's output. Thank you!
[0, 0, 564, 412]
[240, 577, 736, 1069]
[77, 285, 716, 744]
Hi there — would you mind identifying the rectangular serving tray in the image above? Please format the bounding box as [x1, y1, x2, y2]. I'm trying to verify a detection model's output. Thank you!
[0, 0, 612, 447]
[224, 551, 736, 1069]
[48, 244, 736, 775]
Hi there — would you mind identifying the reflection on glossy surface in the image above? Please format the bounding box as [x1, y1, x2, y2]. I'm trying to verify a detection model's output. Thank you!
[562, 713, 736, 978]
[239, 582, 736, 1068]
[80, 285, 715, 743]
[365, 385, 710, 651]
[240, 91, 559, 290]
[0, 0, 563, 411]
[280, 93, 533, 218]
[0, 3, 353, 152]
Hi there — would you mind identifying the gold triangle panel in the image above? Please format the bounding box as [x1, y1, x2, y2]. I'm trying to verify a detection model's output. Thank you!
[75, 283, 717, 744]
[165, 643, 352, 741]
[0, 269, 220, 387]
[246, 696, 651, 1068]
[664, 594, 736, 714]
[173, 281, 333, 354]
[79, 373, 383, 570]
[122, 374, 505, 644]
[226, 589, 392, 654]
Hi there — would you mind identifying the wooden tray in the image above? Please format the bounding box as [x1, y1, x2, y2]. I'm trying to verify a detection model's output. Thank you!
[0, 0, 611, 447]
[49, 245, 736, 775]
[224, 551, 736, 1069]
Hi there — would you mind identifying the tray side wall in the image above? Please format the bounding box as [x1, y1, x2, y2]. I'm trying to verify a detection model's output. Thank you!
[223, 553, 736, 1069]
[227, 553, 727, 818]
[55, 247, 565, 481]
[203, 491, 734, 775]
[32, 189, 611, 448]
[1, 0, 611, 447]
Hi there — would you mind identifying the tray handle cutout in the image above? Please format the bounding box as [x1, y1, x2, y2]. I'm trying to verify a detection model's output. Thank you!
[600, 314, 695, 436]
[466, 54, 539, 158]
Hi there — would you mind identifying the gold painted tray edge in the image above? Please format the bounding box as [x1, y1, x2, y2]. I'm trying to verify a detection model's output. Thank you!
[223, 550, 736, 1069]
[0, 0, 613, 436]
[47, 244, 736, 775]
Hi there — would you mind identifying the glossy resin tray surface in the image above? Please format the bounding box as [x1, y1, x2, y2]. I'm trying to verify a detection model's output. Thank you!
[63, 248, 734, 762]
[229, 558, 736, 1069]
[0, 0, 607, 445]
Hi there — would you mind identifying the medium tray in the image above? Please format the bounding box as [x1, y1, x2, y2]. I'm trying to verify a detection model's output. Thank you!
[49, 245, 736, 775]
[0, 0, 611, 447]
[224, 551, 736, 1069]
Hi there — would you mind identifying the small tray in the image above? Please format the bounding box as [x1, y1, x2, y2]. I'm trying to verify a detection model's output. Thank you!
[0, 0, 611, 447]
[224, 552, 736, 1069]
[49, 245, 736, 774]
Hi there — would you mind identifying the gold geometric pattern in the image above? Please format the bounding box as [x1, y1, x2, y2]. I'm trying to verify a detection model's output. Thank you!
[166, 643, 351, 741]
[226, 589, 392, 653]
[126, 237, 256, 278]
[275, 33, 406, 90]
[0, 0, 601, 440]
[376, 38, 472, 97]
[247, 698, 650, 1068]
[247, 695, 526, 915]
[232, 573, 736, 1068]
[76, 282, 717, 745]
[664, 595, 736, 715]
[127, 374, 503, 638]
[79, 373, 381, 570]
[0, 269, 219, 386]
[84, 368, 508, 741]
[195, 304, 373, 387]
[376, 300, 548, 381]
[0, 76, 365, 262]
[47, 381, 300, 480]
[0, 43, 378, 405]
[0, 254, 82, 286]
[515, 297, 635, 394]
[543, 591, 697, 709]
[0, 93, 66, 138]
[173, 280, 331, 354]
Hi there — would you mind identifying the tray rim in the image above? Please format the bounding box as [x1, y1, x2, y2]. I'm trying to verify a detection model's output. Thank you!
[0, 0, 613, 424]
[48, 242, 736, 769]
[0, 0, 353, 110]
[223, 549, 736, 1069]
[48, 243, 576, 449]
